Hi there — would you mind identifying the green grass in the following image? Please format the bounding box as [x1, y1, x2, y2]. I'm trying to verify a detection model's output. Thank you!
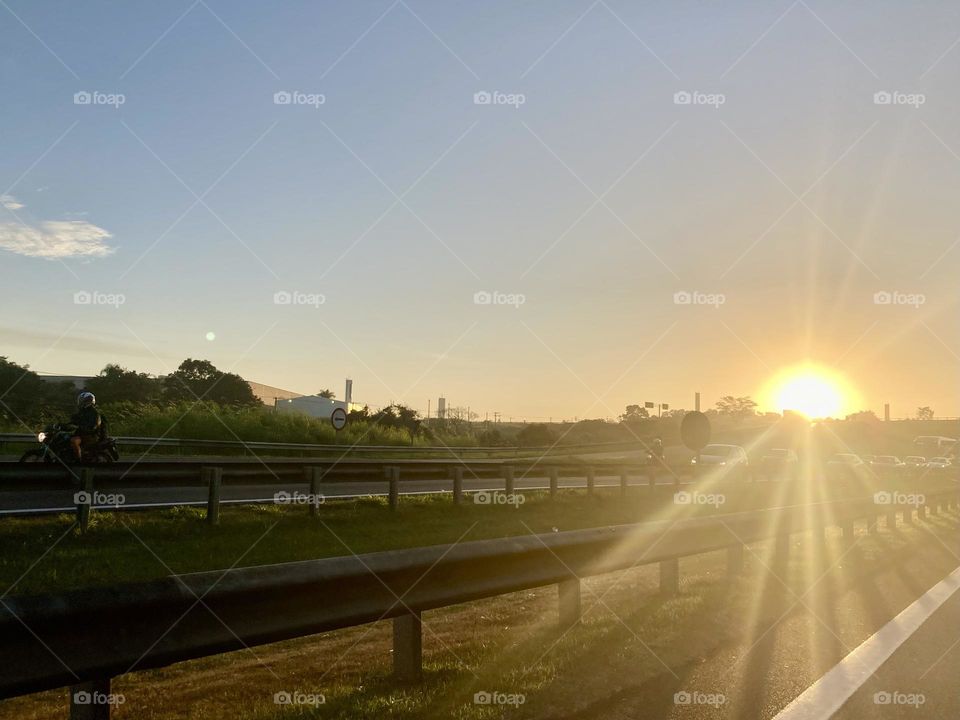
[0, 486, 798, 598]
[2, 476, 954, 598]
[5, 506, 957, 720]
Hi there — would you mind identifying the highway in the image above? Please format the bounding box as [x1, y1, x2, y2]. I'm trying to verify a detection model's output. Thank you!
[0, 472, 686, 515]
[561, 510, 960, 720]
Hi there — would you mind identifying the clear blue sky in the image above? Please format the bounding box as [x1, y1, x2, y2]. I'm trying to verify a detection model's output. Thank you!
[2, 1, 959, 420]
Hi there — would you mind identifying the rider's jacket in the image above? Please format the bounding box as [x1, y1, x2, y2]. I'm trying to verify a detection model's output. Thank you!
[71, 406, 103, 436]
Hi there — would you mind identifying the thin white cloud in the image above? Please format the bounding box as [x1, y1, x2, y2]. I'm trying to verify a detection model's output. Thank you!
[0, 220, 115, 259]
[1, 194, 24, 210]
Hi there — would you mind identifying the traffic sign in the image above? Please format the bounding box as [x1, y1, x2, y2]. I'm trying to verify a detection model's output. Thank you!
[331, 407, 348, 431]
[680, 411, 710, 451]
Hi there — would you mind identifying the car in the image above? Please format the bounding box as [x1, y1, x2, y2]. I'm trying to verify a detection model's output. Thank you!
[860, 454, 876, 464]
[758, 448, 799, 480]
[924, 457, 954, 478]
[870, 455, 907, 479]
[691, 444, 749, 480]
[825, 453, 866, 482]
[913, 436, 957, 452]
[903, 456, 926, 476]
[869, 455, 906, 479]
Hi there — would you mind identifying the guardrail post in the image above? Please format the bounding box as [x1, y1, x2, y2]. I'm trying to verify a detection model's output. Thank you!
[389, 467, 400, 511]
[648, 466, 656, 489]
[620, 467, 628, 497]
[930, 499, 939, 516]
[918, 504, 928, 521]
[393, 610, 422, 682]
[453, 467, 463, 505]
[504, 465, 515, 496]
[726, 544, 744, 576]
[69, 677, 112, 719]
[308, 467, 324, 517]
[558, 578, 581, 630]
[76, 468, 94, 533]
[586, 467, 595, 496]
[660, 558, 679, 596]
[902, 508, 914, 526]
[886, 510, 897, 531]
[549, 467, 559, 498]
[205, 467, 222, 525]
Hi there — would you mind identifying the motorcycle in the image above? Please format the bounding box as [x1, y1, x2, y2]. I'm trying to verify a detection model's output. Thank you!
[19, 423, 120, 464]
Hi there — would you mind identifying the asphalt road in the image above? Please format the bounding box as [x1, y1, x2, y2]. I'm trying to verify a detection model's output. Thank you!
[565, 510, 960, 720]
[829, 571, 960, 719]
[0, 473, 690, 515]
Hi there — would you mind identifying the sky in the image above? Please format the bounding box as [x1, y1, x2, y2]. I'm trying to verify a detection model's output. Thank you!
[1, 0, 958, 421]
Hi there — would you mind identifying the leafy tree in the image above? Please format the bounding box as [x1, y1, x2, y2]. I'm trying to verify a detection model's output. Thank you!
[0, 357, 75, 425]
[369, 404, 421, 440]
[477, 427, 504, 446]
[87, 364, 161, 404]
[516, 423, 557, 447]
[620, 404, 650, 422]
[715, 395, 758, 419]
[844, 410, 878, 422]
[163, 359, 260, 407]
[348, 405, 371, 422]
[916, 406, 934, 421]
[317, 389, 335, 399]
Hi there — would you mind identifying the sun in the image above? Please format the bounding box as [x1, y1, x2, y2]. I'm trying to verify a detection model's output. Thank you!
[762, 365, 856, 419]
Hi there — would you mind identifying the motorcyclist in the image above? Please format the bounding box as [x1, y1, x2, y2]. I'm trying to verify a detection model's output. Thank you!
[70, 391, 105, 461]
[649, 437, 665, 466]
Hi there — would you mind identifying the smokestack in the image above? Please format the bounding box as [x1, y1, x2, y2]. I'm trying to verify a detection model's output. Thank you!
[345, 378, 353, 406]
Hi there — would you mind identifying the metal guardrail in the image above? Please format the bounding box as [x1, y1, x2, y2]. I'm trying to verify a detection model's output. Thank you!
[1, 488, 957, 714]
[0, 433, 650, 458]
[0, 457, 680, 525]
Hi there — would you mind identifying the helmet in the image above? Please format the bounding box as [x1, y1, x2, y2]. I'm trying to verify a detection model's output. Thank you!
[77, 391, 96, 408]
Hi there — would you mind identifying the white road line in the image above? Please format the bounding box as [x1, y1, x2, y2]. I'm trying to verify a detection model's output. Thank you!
[772, 563, 960, 720]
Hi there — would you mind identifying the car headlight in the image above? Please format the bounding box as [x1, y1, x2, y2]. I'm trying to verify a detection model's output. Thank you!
[37, 432, 46, 442]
